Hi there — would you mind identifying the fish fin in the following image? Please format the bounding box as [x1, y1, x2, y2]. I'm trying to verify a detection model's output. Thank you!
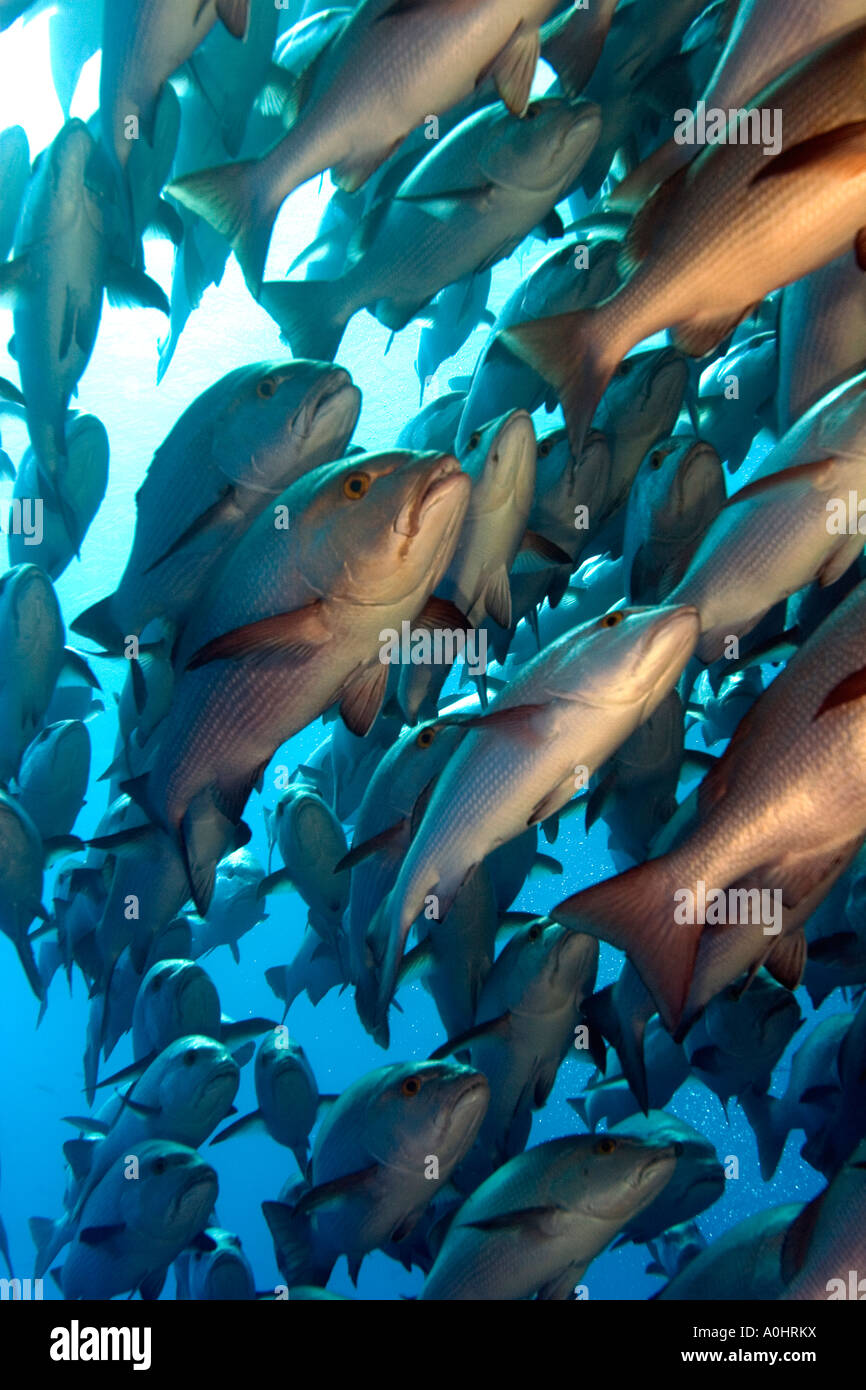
[335, 819, 410, 873]
[738, 1086, 786, 1181]
[105, 260, 170, 315]
[501, 307, 609, 463]
[855, 226, 866, 272]
[168, 159, 278, 298]
[466, 1204, 567, 1236]
[210, 1109, 263, 1144]
[528, 776, 575, 827]
[340, 663, 389, 737]
[530, 852, 563, 877]
[484, 566, 512, 629]
[780, 1192, 825, 1284]
[16, 933, 44, 1002]
[731, 458, 839, 507]
[415, 595, 472, 634]
[554, 860, 698, 1033]
[332, 139, 402, 195]
[619, 166, 687, 276]
[259, 278, 348, 362]
[752, 120, 866, 185]
[584, 769, 617, 832]
[567, 1096, 590, 1127]
[180, 798, 223, 916]
[261, 1200, 317, 1285]
[79, 1223, 126, 1247]
[815, 664, 866, 719]
[70, 596, 124, 654]
[256, 868, 295, 899]
[62, 1137, 97, 1182]
[291, 1164, 380, 1216]
[765, 930, 807, 991]
[140, 485, 241, 574]
[448, 703, 547, 736]
[230, 1040, 255, 1068]
[517, 530, 571, 568]
[186, 601, 330, 669]
[487, 24, 541, 116]
[139, 1268, 167, 1301]
[428, 1011, 511, 1060]
[397, 937, 432, 985]
[146, 198, 185, 246]
[215, 0, 250, 40]
[0, 253, 29, 307]
[671, 309, 754, 360]
[818, 535, 863, 588]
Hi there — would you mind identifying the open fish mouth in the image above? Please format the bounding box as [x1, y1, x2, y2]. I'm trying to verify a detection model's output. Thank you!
[395, 456, 465, 538]
[299, 369, 358, 437]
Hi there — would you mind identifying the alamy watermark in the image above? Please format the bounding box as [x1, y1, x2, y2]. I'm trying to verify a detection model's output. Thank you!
[378, 620, 488, 678]
[673, 880, 782, 936]
[674, 101, 782, 157]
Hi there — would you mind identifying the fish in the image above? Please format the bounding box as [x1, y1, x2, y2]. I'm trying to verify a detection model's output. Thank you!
[174, 1226, 255, 1300]
[259, 96, 602, 361]
[8, 415, 110, 581]
[57, 1138, 218, 1300]
[623, 437, 726, 604]
[777, 247, 866, 434]
[259, 784, 350, 942]
[609, 1110, 725, 1245]
[188, 849, 268, 962]
[504, 23, 866, 461]
[368, 602, 700, 1022]
[656, 1202, 803, 1300]
[262, 1060, 490, 1287]
[169, 0, 564, 294]
[553, 578, 866, 1032]
[0, 121, 167, 540]
[14, 720, 90, 840]
[212, 1031, 326, 1172]
[421, 1132, 678, 1300]
[0, 789, 47, 1001]
[138, 449, 471, 914]
[415, 272, 494, 402]
[72, 360, 361, 652]
[779, 1136, 866, 1298]
[0, 125, 29, 261]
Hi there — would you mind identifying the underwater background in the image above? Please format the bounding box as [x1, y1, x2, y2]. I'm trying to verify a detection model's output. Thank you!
[0, 3, 841, 1301]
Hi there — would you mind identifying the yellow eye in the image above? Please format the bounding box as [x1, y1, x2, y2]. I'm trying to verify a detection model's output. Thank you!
[595, 1137, 616, 1156]
[343, 472, 371, 500]
[416, 727, 436, 748]
[600, 611, 625, 629]
[401, 1075, 422, 1097]
[257, 376, 277, 399]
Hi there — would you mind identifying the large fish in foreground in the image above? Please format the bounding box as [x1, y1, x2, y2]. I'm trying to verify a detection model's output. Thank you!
[421, 1133, 677, 1300]
[554, 579, 866, 1033]
[503, 23, 866, 461]
[134, 451, 471, 913]
[169, 0, 563, 294]
[367, 602, 700, 1025]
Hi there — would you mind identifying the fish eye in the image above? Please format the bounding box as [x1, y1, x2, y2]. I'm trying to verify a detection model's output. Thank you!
[343, 471, 371, 500]
[600, 611, 625, 629]
[416, 727, 436, 748]
[526, 103, 540, 120]
[468, 431, 481, 451]
[649, 450, 665, 470]
[538, 439, 552, 459]
[401, 1075, 422, 1097]
[150, 973, 164, 991]
[616, 360, 633, 376]
[152, 1157, 167, 1174]
[595, 1137, 617, 1156]
[528, 922, 543, 942]
[183, 1048, 199, 1067]
[257, 376, 277, 399]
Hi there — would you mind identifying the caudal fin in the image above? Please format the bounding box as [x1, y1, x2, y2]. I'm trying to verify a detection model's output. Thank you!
[168, 158, 283, 297]
[739, 1085, 788, 1181]
[17, 934, 45, 1003]
[552, 857, 701, 1033]
[30, 1215, 69, 1281]
[500, 307, 615, 463]
[259, 279, 349, 363]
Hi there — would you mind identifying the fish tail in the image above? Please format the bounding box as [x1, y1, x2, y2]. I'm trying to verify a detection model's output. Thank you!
[261, 1200, 320, 1287]
[70, 595, 125, 654]
[552, 856, 701, 1033]
[259, 278, 349, 363]
[168, 157, 283, 298]
[739, 1086, 787, 1181]
[500, 306, 616, 463]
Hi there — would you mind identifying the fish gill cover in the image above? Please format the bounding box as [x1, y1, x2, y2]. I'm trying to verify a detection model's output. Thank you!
[0, 0, 863, 1310]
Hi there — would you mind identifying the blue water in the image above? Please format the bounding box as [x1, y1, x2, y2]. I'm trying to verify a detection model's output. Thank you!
[0, 9, 831, 1301]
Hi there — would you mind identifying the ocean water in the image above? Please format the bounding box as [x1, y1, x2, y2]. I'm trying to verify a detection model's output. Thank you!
[0, 9, 834, 1303]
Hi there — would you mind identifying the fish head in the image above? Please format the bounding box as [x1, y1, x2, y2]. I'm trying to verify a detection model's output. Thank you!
[45, 118, 95, 195]
[362, 1061, 490, 1176]
[460, 408, 536, 515]
[478, 98, 602, 193]
[292, 450, 471, 610]
[211, 361, 361, 493]
[552, 1133, 678, 1223]
[129, 1141, 218, 1241]
[158, 1035, 239, 1129]
[602, 347, 690, 441]
[492, 920, 598, 1012]
[0, 564, 63, 659]
[558, 602, 699, 720]
[255, 1032, 316, 1106]
[135, 959, 222, 1047]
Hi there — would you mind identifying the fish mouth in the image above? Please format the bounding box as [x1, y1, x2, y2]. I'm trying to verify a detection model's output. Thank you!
[394, 456, 466, 538]
[636, 604, 700, 697]
[302, 370, 358, 431]
[171, 1166, 217, 1221]
[448, 1073, 490, 1122]
[635, 1143, 678, 1186]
